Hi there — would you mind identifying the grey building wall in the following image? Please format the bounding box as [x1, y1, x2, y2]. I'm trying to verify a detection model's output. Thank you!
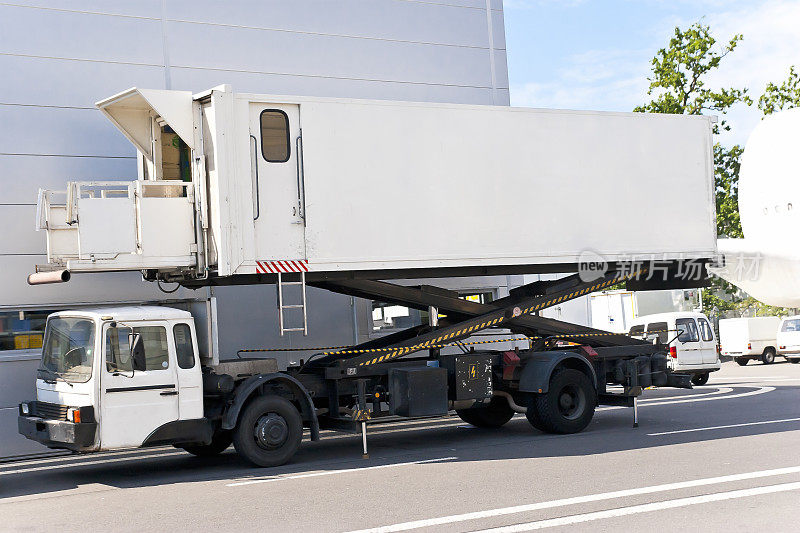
[0, 0, 508, 458]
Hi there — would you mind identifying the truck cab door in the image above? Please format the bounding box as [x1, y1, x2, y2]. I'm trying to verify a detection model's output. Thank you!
[171, 322, 203, 420]
[249, 104, 306, 265]
[100, 322, 180, 449]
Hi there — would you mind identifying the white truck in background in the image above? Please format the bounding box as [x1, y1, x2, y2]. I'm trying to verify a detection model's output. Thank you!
[718, 316, 782, 366]
[777, 315, 800, 364]
[19, 86, 718, 467]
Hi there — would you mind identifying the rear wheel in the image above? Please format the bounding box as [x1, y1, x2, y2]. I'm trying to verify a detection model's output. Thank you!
[177, 430, 233, 458]
[233, 395, 302, 467]
[690, 372, 710, 386]
[456, 396, 515, 428]
[762, 348, 776, 365]
[531, 369, 595, 434]
[735, 358, 749, 366]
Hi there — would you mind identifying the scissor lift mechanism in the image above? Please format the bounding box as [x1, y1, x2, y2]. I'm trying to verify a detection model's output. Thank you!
[290, 267, 684, 454]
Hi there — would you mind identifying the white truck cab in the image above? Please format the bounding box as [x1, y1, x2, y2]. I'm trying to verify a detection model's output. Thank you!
[628, 311, 721, 385]
[19, 306, 205, 452]
[777, 315, 800, 364]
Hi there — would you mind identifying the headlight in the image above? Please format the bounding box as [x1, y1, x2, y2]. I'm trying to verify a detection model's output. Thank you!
[20, 403, 30, 415]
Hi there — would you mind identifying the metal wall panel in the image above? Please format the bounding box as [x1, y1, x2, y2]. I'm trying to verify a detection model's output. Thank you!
[1, 55, 165, 108]
[0, 155, 137, 204]
[0, 255, 196, 308]
[0, 5, 164, 64]
[0, 106, 134, 157]
[165, 21, 493, 88]
[169, 67, 498, 105]
[8, 1, 161, 17]
[0, 206, 44, 255]
[166, 0, 492, 48]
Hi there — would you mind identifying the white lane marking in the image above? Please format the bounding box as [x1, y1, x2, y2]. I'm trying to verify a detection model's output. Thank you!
[472, 482, 800, 532]
[647, 417, 800, 436]
[226, 456, 457, 487]
[637, 387, 733, 403]
[345, 466, 800, 533]
[0, 450, 186, 476]
[637, 386, 773, 407]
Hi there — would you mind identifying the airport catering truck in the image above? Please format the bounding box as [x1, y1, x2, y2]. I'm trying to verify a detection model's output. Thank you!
[19, 86, 717, 466]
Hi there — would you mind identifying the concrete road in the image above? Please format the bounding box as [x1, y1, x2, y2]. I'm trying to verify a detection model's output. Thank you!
[1, 361, 799, 532]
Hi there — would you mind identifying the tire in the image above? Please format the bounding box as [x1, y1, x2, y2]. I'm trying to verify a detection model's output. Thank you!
[177, 430, 233, 458]
[532, 368, 596, 434]
[762, 348, 776, 365]
[735, 358, 749, 366]
[525, 399, 546, 431]
[456, 396, 515, 428]
[232, 395, 303, 467]
[790, 358, 800, 364]
[690, 373, 710, 386]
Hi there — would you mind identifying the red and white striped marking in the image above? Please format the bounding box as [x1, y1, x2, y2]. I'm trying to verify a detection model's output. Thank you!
[256, 259, 309, 274]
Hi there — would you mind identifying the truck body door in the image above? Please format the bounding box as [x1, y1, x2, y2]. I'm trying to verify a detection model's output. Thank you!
[100, 323, 179, 448]
[249, 104, 306, 265]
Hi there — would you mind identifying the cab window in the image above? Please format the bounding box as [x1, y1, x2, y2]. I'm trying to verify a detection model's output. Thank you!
[698, 319, 714, 342]
[106, 326, 169, 372]
[675, 318, 700, 343]
[173, 323, 195, 369]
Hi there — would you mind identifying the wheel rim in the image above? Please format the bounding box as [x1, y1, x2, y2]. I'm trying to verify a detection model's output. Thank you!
[557, 384, 586, 420]
[254, 412, 289, 450]
[765, 353, 774, 363]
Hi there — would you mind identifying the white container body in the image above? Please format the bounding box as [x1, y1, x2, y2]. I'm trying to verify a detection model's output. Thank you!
[39, 87, 718, 280]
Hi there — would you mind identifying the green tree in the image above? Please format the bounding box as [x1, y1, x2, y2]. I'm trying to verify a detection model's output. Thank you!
[635, 22, 753, 318]
[634, 22, 750, 240]
[758, 65, 800, 115]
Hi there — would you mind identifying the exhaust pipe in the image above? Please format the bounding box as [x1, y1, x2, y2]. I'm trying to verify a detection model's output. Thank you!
[28, 269, 71, 285]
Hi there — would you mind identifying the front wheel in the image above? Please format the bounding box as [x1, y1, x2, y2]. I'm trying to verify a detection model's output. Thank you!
[456, 396, 515, 428]
[735, 358, 749, 366]
[789, 358, 800, 364]
[690, 373, 710, 386]
[177, 430, 233, 457]
[531, 369, 595, 434]
[762, 348, 776, 365]
[233, 395, 302, 467]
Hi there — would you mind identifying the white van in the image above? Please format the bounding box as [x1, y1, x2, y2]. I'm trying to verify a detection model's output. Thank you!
[628, 312, 721, 385]
[777, 315, 800, 364]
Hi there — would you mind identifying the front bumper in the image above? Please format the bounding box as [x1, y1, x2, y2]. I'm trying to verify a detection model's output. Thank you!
[18, 415, 97, 452]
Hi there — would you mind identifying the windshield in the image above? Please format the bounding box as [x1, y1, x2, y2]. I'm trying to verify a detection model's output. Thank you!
[39, 317, 96, 383]
[781, 319, 800, 332]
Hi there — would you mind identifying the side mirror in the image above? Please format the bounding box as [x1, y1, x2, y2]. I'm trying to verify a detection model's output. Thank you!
[129, 333, 146, 371]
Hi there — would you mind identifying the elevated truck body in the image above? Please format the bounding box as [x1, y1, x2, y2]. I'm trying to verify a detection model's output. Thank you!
[21, 87, 717, 467]
[33, 86, 717, 284]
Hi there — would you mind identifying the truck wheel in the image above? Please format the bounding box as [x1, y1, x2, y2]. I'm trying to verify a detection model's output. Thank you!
[233, 395, 302, 467]
[533, 369, 595, 434]
[456, 396, 515, 428]
[690, 373, 710, 386]
[735, 358, 749, 366]
[177, 430, 233, 457]
[790, 358, 800, 364]
[762, 349, 776, 365]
